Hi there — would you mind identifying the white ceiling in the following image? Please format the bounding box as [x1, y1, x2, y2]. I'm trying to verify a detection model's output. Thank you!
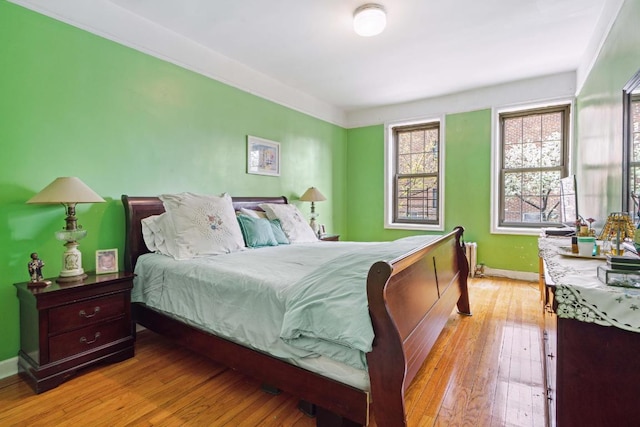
[11, 0, 623, 125]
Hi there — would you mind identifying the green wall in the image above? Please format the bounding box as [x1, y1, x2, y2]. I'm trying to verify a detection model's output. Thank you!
[575, 0, 640, 223]
[0, 2, 346, 362]
[345, 110, 539, 272]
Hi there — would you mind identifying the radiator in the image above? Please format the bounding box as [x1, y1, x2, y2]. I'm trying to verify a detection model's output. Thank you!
[465, 242, 478, 278]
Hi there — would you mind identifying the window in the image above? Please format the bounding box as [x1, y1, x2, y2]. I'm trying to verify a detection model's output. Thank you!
[385, 118, 444, 230]
[629, 95, 640, 217]
[495, 103, 571, 231]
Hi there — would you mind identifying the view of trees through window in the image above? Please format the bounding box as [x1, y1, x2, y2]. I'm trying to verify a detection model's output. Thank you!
[629, 96, 640, 220]
[500, 105, 569, 226]
[394, 123, 440, 223]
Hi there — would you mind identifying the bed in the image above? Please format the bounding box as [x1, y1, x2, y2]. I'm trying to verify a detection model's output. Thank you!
[122, 194, 471, 426]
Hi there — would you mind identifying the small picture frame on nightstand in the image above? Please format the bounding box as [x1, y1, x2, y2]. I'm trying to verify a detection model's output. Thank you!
[319, 224, 326, 236]
[96, 249, 118, 274]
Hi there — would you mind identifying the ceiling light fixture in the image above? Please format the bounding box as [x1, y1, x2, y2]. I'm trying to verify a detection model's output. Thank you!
[353, 4, 386, 37]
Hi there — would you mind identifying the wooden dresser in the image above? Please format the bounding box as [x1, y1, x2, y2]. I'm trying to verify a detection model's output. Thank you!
[539, 238, 640, 427]
[14, 272, 135, 393]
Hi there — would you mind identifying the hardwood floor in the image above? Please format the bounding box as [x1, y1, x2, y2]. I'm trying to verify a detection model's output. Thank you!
[0, 278, 545, 427]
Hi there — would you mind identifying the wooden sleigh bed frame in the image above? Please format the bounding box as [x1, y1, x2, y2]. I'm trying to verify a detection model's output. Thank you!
[122, 195, 471, 426]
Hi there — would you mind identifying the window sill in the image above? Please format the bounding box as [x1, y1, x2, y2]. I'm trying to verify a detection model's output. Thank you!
[491, 225, 544, 236]
[385, 222, 444, 232]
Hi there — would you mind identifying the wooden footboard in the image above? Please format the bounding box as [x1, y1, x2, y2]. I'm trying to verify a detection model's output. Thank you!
[122, 195, 470, 426]
[366, 227, 470, 426]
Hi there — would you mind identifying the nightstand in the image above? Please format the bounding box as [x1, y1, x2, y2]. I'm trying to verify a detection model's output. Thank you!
[320, 234, 340, 241]
[14, 272, 135, 394]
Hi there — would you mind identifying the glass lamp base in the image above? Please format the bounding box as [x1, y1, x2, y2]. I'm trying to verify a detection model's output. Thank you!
[309, 218, 318, 234]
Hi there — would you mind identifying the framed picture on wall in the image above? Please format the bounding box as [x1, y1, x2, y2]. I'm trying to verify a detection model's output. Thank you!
[96, 249, 118, 274]
[247, 136, 280, 176]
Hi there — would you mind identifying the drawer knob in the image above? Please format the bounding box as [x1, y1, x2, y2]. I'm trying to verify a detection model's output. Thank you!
[79, 307, 101, 318]
[80, 332, 101, 345]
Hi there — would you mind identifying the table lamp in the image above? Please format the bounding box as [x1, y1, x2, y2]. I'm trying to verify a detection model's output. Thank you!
[27, 177, 105, 282]
[299, 187, 326, 235]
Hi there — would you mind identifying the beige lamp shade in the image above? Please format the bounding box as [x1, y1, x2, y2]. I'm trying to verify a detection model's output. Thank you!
[299, 187, 326, 202]
[27, 177, 105, 204]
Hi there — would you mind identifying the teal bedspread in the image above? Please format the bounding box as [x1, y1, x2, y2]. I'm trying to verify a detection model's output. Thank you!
[133, 235, 439, 382]
[280, 235, 438, 369]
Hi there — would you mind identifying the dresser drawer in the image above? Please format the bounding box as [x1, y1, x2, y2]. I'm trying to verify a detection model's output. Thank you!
[49, 293, 127, 334]
[49, 318, 130, 362]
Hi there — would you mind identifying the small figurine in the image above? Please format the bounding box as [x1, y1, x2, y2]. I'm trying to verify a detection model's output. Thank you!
[28, 252, 51, 288]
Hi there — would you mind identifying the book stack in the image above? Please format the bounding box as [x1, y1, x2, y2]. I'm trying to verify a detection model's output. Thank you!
[606, 255, 640, 270]
[597, 255, 640, 288]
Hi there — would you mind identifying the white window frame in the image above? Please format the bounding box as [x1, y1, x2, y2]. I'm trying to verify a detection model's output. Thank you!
[384, 115, 445, 231]
[491, 98, 574, 235]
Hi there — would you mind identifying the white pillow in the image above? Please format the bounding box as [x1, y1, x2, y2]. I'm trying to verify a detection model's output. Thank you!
[141, 213, 180, 258]
[259, 203, 318, 243]
[239, 207, 267, 219]
[141, 215, 161, 252]
[159, 192, 245, 259]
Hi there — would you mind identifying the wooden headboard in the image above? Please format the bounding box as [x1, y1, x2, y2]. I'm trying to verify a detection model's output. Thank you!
[121, 195, 288, 272]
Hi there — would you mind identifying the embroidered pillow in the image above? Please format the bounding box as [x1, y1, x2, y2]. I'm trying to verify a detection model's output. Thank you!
[237, 215, 279, 248]
[159, 192, 245, 259]
[259, 203, 318, 243]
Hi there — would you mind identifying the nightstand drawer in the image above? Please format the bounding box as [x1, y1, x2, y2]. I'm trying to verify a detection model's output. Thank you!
[49, 318, 130, 362]
[49, 293, 127, 334]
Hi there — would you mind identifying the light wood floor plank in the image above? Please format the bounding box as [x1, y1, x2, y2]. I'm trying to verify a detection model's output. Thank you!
[459, 280, 505, 426]
[0, 278, 545, 426]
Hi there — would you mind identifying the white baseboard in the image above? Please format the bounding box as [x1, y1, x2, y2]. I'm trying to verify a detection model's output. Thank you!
[0, 356, 18, 380]
[483, 267, 538, 282]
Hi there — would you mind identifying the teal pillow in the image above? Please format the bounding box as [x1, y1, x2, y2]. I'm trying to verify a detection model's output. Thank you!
[269, 219, 290, 245]
[237, 215, 279, 248]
